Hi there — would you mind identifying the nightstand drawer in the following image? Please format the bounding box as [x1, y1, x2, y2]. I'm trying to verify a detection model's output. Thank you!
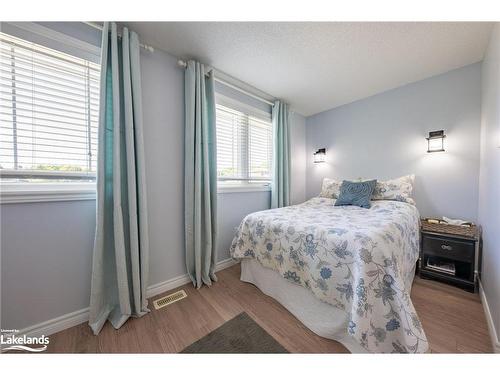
[422, 235, 474, 262]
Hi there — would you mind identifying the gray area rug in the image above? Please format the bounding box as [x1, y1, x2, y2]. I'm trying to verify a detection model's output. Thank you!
[180, 312, 288, 353]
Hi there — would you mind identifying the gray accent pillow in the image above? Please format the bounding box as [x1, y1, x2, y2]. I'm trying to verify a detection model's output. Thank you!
[334, 179, 377, 209]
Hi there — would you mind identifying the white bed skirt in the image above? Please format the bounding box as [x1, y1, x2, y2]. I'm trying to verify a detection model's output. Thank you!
[240, 258, 368, 353]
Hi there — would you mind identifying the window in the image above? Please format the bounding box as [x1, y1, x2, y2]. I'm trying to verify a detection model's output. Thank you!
[216, 102, 272, 190]
[0, 32, 100, 184]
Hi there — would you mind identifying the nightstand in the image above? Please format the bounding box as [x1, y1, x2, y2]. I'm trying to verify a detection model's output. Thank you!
[419, 220, 482, 293]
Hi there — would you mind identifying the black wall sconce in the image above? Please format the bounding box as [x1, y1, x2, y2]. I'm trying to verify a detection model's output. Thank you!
[313, 148, 326, 163]
[426, 130, 446, 153]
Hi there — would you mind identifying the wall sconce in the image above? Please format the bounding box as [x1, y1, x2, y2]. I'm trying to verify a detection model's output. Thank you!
[313, 148, 326, 163]
[426, 130, 445, 153]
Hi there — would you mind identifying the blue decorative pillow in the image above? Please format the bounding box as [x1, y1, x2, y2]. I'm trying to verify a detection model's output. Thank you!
[334, 180, 377, 209]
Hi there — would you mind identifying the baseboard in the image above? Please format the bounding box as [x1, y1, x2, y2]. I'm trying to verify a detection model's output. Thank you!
[19, 258, 239, 338]
[479, 279, 500, 353]
[145, 273, 192, 298]
[145, 258, 238, 298]
[214, 258, 238, 272]
[20, 307, 90, 338]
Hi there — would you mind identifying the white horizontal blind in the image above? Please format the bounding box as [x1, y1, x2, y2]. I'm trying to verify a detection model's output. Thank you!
[216, 104, 272, 185]
[0, 32, 100, 181]
[248, 116, 272, 180]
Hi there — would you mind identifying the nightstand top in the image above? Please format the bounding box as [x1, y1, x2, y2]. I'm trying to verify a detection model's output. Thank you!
[421, 219, 481, 240]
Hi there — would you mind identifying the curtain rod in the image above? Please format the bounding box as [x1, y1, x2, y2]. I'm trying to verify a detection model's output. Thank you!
[177, 59, 275, 107]
[84, 22, 155, 52]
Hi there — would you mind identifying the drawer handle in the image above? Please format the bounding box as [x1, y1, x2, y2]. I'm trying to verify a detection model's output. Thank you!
[441, 244, 453, 251]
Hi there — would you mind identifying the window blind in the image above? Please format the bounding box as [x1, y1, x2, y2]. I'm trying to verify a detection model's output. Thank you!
[0, 32, 100, 181]
[216, 104, 272, 185]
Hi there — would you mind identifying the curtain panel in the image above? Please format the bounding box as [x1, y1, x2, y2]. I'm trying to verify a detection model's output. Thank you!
[271, 100, 291, 208]
[89, 22, 150, 335]
[184, 60, 218, 289]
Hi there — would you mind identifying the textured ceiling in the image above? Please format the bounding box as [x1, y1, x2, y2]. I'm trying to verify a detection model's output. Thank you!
[124, 22, 493, 116]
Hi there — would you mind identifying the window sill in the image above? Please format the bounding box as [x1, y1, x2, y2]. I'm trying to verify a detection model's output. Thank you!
[0, 183, 96, 204]
[217, 185, 271, 194]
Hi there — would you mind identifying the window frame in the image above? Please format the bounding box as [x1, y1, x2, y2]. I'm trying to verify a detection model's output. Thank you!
[215, 94, 273, 194]
[0, 23, 101, 204]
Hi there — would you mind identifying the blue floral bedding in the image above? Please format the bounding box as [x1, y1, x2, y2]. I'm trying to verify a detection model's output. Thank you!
[230, 197, 428, 353]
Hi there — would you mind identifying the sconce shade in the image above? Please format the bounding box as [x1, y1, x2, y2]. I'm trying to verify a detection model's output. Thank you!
[426, 130, 445, 152]
[314, 148, 326, 163]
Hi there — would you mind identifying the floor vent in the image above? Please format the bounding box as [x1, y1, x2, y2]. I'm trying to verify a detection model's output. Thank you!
[153, 289, 187, 310]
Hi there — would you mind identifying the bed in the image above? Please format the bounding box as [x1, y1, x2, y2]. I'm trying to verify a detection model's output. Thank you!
[230, 197, 429, 353]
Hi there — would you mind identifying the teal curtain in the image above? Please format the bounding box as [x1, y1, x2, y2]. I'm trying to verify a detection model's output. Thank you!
[89, 22, 150, 335]
[271, 100, 291, 208]
[184, 60, 218, 289]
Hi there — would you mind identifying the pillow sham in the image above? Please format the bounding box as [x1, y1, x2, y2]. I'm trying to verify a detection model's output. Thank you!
[319, 178, 341, 199]
[372, 175, 415, 205]
[334, 179, 377, 209]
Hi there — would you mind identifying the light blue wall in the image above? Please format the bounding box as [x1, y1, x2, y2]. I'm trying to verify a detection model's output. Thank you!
[1, 201, 96, 331]
[0, 24, 306, 330]
[306, 63, 482, 221]
[478, 23, 500, 342]
[137, 46, 185, 287]
[290, 112, 307, 204]
[217, 192, 271, 262]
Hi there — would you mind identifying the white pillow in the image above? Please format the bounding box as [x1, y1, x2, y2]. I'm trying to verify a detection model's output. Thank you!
[319, 178, 341, 199]
[372, 175, 415, 205]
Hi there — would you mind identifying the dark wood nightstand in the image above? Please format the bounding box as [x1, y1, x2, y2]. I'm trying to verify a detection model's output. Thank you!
[419, 220, 482, 293]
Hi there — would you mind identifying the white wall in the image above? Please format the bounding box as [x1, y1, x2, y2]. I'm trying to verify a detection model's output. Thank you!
[478, 23, 500, 344]
[306, 63, 482, 221]
[0, 25, 307, 331]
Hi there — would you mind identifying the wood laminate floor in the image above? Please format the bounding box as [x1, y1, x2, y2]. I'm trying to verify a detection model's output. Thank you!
[45, 264, 492, 353]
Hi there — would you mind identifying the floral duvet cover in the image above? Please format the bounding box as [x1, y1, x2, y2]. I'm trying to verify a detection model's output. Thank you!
[230, 197, 428, 353]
